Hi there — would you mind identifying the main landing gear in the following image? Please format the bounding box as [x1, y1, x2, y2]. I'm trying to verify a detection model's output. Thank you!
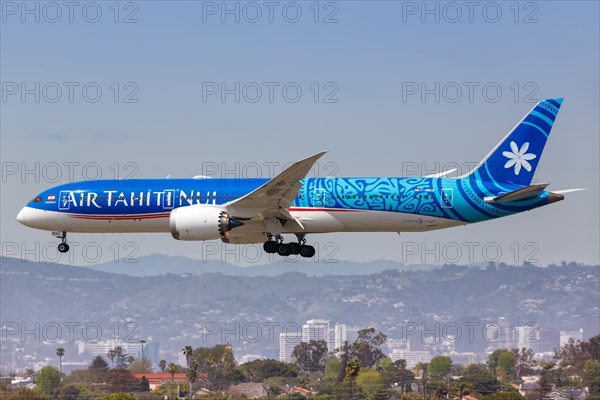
[52, 231, 69, 253]
[263, 234, 316, 258]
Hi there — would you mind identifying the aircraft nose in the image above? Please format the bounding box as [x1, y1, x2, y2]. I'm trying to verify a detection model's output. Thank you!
[16, 207, 27, 225]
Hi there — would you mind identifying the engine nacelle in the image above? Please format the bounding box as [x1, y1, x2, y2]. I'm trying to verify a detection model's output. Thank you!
[169, 205, 244, 241]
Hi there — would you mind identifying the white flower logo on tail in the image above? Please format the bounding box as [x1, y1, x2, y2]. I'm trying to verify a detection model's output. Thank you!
[502, 141, 536, 176]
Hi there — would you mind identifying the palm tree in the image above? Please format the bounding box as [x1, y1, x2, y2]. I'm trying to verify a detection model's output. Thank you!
[107, 348, 117, 368]
[159, 359, 167, 373]
[168, 362, 178, 399]
[139, 339, 146, 360]
[182, 346, 194, 397]
[346, 359, 360, 400]
[56, 348, 65, 376]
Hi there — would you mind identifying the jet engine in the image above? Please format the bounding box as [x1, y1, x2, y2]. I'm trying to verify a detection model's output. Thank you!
[169, 205, 244, 241]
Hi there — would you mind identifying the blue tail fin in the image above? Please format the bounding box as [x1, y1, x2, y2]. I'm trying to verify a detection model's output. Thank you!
[468, 98, 563, 186]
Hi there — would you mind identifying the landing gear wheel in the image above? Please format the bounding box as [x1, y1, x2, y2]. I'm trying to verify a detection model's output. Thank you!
[288, 242, 301, 255]
[300, 245, 315, 258]
[263, 241, 277, 254]
[58, 243, 70, 253]
[276, 243, 292, 256]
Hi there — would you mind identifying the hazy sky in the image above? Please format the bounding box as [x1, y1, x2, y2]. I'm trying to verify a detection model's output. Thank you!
[1, 1, 598, 266]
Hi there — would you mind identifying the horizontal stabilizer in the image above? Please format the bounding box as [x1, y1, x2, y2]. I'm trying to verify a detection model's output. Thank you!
[484, 183, 549, 203]
[551, 188, 586, 194]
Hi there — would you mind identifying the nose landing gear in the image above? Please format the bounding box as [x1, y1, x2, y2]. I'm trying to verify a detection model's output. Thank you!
[52, 231, 69, 253]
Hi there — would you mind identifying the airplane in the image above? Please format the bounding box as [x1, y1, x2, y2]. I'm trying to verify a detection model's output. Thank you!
[17, 98, 583, 258]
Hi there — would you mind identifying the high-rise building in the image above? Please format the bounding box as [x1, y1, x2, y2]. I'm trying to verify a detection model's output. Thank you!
[560, 329, 583, 347]
[332, 324, 347, 352]
[514, 325, 540, 352]
[303, 319, 335, 351]
[389, 349, 432, 369]
[77, 340, 160, 367]
[279, 332, 302, 363]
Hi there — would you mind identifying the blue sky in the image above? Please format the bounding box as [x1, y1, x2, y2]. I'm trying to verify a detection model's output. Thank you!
[1, 1, 598, 266]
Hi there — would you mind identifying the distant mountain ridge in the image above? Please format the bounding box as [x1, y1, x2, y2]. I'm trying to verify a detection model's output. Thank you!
[87, 253, 442, 277]
[1, 257, 598, 366]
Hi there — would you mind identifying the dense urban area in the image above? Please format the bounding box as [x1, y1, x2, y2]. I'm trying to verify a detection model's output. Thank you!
[1, 258, 598, 399]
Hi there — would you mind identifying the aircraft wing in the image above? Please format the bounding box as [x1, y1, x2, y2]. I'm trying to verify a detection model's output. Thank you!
[224, 151, 327, 229]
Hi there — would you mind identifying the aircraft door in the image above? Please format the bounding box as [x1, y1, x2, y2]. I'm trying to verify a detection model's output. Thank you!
[162, 190, 175, 209]
[441, 188, 453, 208]
[311, 188, 326, 207]
[58, 191, 71, 210]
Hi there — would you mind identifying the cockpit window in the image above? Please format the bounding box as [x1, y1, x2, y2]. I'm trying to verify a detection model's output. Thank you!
[32, 196, 42, 203]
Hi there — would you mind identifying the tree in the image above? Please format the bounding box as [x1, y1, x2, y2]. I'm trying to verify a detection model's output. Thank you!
[379, 359, 415, 393]
[337, 341, 351, 383]
[192, 344, 237, 390]
[168, 362, 178, 399]
[128, 357, 153, 374]
[555, 335, 600, 375]
[555, 337, 589, 374]
[159, 359, 167, 373]
[487, 349, 506, 375]
[56, 348, 65, 376]
[107, 348, 118, 369]
[182, 345, 194, 395]
[428, 356, 452, 381]
[90, 355, 110, 375]
[104, 368, 137, 393]
[498, 351, 516, 381]
[582, 360, 600, 396]
[35, 366, 62, 396]
[58, 384, 81, 400]
[349, 328, 387, 368]
[512, 347, 535, 378]
[107, 346, 133, 369]
[240, 359, 299, 382]
[139, 376, 150, 392]
[357, 369, 385, 400]
[292, 340, 329, 372]
[459, 364, 500, 396]
[186, 360, 198, 396]
[346, 359, 361, 400]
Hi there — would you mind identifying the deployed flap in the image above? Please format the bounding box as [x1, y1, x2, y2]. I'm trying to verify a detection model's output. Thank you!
[484, 183, 549, 203]
[225, 152, 327, 221]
